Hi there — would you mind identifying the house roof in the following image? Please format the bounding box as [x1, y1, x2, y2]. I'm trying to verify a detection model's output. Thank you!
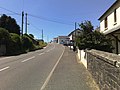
[58, 36, 69, 38]
[98, 0, 118, 20]
[68, 28, 81, 36]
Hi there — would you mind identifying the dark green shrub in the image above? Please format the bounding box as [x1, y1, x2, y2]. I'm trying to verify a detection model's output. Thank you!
[76, 21, 113, 53]
[22, 34, 35, 51]
[0, 28, 11, 44]
[6, 33, 23, 55]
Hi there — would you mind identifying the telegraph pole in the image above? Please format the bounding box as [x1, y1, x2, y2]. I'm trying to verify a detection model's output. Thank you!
[42, 29, 43, 41]
[25, 13, 27, 34]
[73, 22, 77, 51]
[74, 22, 77, 42]
[21, 11, 24, 36]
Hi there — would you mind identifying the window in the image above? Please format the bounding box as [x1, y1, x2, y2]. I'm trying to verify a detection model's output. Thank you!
[114, 9, 117, 23]
[104, 17, 108, 29]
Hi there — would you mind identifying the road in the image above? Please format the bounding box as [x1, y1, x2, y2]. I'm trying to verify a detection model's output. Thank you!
[0, 43, 65, 90]
[0, 43, 99, 90]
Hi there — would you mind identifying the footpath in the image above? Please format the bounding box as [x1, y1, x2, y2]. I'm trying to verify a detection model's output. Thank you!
[45, 46, 99, 90]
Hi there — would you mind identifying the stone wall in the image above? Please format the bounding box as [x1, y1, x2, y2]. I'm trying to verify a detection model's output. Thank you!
[86, 49, 120, 90]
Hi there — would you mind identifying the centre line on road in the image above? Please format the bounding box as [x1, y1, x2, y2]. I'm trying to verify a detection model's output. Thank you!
[21, 56, 35, 62]
[40, 46, 65, 90]
[0, 66, 10, 72]
[39, 53, 45, 56]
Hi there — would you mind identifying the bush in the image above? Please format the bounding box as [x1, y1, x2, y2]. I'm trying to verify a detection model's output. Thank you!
[0, 28, 11, 44]
[6, 33, 23, 55]
[76, 21, 113, 53]
[76, 31, 113, 52]
[22, 34, 35, 51]
[39, 41, 47, 48]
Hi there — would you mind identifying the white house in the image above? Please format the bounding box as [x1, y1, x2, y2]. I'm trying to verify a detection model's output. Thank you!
[68, 29, 82, 49]
[53, 38, 58, 43]
[57, 36, 70, 45]
[68, 28, 82, 41]
[99, 0, 120, 54]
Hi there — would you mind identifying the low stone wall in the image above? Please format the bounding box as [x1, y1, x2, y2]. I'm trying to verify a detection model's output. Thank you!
[86, 49, 120, 90]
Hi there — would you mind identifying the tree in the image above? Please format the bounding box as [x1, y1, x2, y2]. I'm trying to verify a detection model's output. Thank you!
[6, 33, 23, 55]
[0, 28, 11, 44]
[79, 20, 93, 34]
[76, 21, 113, 52]
[0, 14, 20, 35]
[29, 34, 34, 38]
[22, 34, 35, 51]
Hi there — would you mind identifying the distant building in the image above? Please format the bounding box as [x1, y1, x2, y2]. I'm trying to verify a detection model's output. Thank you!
[57, 36, 70, 45]
[53, 38, 58, 43]
[68, 29, 82, 48]
[68, 29, 82, 42]
[98, 0, 120, 54]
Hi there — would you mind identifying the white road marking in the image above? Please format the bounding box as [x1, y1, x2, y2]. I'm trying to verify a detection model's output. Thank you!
[0, 66, 10, 72]
[21, 56, 35, 62]
[40, 46, 65, 90]
[39, 53, 45, 55]
[45, 45, 55, 53]
[0, 57, 11, 61]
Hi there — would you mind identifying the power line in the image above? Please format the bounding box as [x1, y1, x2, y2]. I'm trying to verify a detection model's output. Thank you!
[28, 20, 42, 32]
[0, 6, 21, 15]
[28, 14, 73, 26]
[0, 6, 74, 26]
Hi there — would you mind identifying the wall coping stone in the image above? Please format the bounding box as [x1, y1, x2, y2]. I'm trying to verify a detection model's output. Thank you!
[86, 49, 120, 67]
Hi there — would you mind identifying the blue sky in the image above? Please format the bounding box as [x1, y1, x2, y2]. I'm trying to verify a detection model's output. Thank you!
[0, 0, 116, 42]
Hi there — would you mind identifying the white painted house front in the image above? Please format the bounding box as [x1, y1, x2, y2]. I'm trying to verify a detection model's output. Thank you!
[58, 36, 70, 45]
[99, 0, 120, 54]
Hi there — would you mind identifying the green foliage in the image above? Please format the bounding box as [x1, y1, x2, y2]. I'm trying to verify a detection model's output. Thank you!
[76, 21, 113, 52]
[79, 21, 93, 34]
[6, 33, 23, 55]
[0, 14, 20, 35]
[29, 34, 34, 38]
[39, 41, 47, 48]
[22, 34, 35, 51]
[0, 28, 11, 44]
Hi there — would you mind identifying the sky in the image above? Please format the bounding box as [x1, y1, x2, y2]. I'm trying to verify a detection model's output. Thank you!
[0, 0, 116, 42]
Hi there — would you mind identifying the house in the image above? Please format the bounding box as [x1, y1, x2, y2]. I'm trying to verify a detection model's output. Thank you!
[98, 0, 120, 54]
[68, 28, 82, 41]
[57, 36, 70, 45]
[53, 38, 58, 43]
[68, 28, 82, 48]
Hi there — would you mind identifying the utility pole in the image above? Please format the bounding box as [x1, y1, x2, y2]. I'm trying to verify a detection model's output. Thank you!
[73, 22, 77, 51]
[21, 11, 24, 36]
[42, 29, 43, 41]
[25, 13, 27, 34]
[47, 35, 49, 43]
[74, 22, 77, 43]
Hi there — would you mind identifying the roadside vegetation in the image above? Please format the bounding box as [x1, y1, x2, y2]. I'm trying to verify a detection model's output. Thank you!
[0, 14, 47, 56]
[76, 21, 113, 53]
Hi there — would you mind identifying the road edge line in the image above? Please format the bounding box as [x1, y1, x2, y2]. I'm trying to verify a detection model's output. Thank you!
[40, 46, 65, 90]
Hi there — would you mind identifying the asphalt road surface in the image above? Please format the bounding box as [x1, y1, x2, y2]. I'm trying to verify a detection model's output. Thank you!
[0, 43, 99, 90]
[0, 43, 65, 90]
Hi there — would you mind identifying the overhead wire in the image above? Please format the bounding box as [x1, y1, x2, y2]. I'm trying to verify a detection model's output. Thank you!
[0, 6, 74, 26]
[28, 14, 73, 26]
[0, 6, 21, 15]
